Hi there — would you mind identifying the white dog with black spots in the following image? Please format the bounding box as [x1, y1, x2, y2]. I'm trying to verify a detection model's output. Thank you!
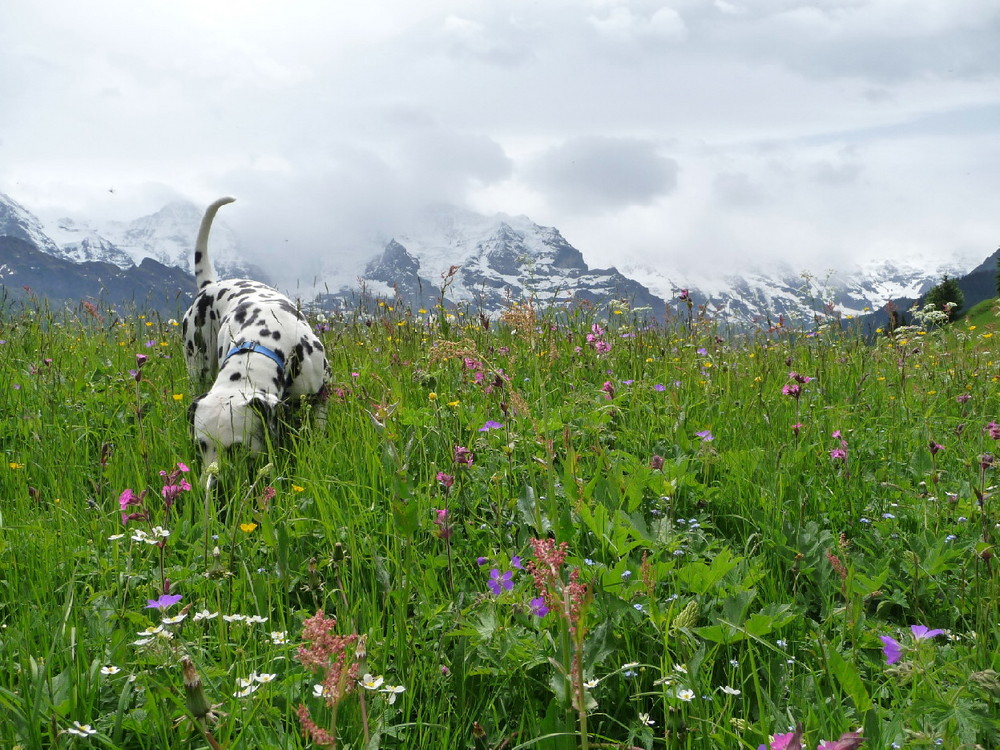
[181, 197, 330, 467]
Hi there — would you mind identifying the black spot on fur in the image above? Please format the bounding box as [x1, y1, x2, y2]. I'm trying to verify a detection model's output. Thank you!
[230, 372, 242, 381]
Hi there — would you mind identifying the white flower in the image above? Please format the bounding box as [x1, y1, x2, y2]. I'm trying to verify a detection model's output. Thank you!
[193, 609, 219, 621]
[639, 712, 655, 726]
[100, 665, 120, 675]
[150, 526, 170, 538]
[381, 684, 405, 704]
[130, 530, 149, 543]
[621, 661, 640, 670]
[584, 678, 600, 689]
[720, 685, 741, 695]
[234, 684, 259, 698]
[360, 673, 384, 690]
[132, 638, 152, 647]
[254, 673, 277, 684]
[222, 614, 246, 623]
[269, 630, 288, 644]
[138, 625, 164, 637]
[245, 615, 268, 624]
[676, 688, 695, 702]
[236, 677, 254, 689]
[673, 663, 688, 674]
[162, 613, 187, 625]
[64, 721, 97, 737]
[313, 683, 328, 698]
[107, 533, 125, 541]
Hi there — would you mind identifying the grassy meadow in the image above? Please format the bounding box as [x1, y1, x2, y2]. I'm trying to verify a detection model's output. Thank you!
[0, 292, 998, 750]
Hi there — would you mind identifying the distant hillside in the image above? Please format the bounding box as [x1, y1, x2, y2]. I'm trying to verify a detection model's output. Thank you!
[0, 235, 193, 316]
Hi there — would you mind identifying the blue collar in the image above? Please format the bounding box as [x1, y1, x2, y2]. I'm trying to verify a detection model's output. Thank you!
[223, 341, 285, 373]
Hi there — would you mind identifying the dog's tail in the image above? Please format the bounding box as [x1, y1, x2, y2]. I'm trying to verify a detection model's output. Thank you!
[195, 196, 236, 290]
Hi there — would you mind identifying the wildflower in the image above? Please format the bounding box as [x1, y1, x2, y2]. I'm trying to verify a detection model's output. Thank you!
[453, 445, 474, 467]
[360, 673, 384, 690]
[695, 429, 714, 442]
[270, 631, 289, 644]
[720, 685, 741, 695]
[650, 454, 664, 470]
[929, 441, 944, 455]
[240, 522, 258, 533]
[246, 615, 268, 624]
[910, 624, 945, 640]
[830, 448, 847, 461]
[639, 712, 655, 726]
[487, 568, 514, 595]
[381, 684, 405, 704]
[511, 555, 524, 569]
[145, 593, 182, 610]
[478, 420, 504, 431]
[653, 383, 666, 392]
[816, 731, 866, 749]
[957, 393, 971, 403]
[791, 422, 802, 436]
[584, 678, 600, 689]
[162, 612, 188, 625]
[476, 556, 489, 566]
[436, 471, 454, 488]
[193, 609, 219, 621]
[759, 728, 803, 750]
[312, 683, 328, 698]
[223, 614, 246, 623]
[782, 383, 802, 399]
[107, 533, 125, 541]
[432, 508, 452, 539]
[100, 665, 121, 675]
[676, 688, 695, 701]
[63, 721, 98, 737]
[234, 684, 259, 698]
[880, 635, 903, 665]
[529, 596, 549, 617]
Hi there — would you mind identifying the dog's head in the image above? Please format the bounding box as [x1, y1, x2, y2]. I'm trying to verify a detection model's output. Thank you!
[188, 391, 284, 468]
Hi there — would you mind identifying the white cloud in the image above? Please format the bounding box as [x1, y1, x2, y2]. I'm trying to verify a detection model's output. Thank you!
[0, 0, 997, 284]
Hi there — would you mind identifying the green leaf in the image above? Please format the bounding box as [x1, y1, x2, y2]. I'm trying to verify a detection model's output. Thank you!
[827, 647, 873, 713]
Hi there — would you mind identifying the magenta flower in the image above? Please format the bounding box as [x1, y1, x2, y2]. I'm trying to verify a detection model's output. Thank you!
[436, 471, 454, 488]
[928, 441, 944, 455]
[791, 423, 802, 437]
[830, 448, 847, 461]
[453, 446, 474, 467]
[650, 454, 664, 470]
[782, 383, 802, 399]
[529, 596, 549, 618]
[758, 728, 802, 750]
[601, 381, 615, 400]
[487, 569, 514, 595]
[956, 393, 971, 403]
[816, 732, 865, 750]
[879, 635, 902, 665]
[432, 508, 452, 540]
[145, 593, 182, 609]
[910, 624, 945, 640]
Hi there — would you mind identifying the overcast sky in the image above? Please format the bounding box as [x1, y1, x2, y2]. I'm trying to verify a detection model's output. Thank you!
[2, 0, 999, 281]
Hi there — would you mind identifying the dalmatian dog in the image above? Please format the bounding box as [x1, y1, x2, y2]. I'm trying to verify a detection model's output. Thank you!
[181, 197, 330, 468]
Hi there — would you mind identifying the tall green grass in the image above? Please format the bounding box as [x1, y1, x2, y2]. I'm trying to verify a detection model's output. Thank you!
[0, 295, 997, 749]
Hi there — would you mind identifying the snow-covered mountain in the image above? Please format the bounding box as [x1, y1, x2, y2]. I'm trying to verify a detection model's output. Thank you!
[2, 190, 994, 328]
[317, 205, 666, 319]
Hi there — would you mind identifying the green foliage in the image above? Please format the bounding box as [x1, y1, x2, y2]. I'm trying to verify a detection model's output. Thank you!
[0, 297, 997, 749]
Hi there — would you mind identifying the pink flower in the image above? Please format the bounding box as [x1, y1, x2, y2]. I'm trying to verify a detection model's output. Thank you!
[436, 471, 454, 488]
[830, 448, 847, 461]
[453, 446, 474, 467]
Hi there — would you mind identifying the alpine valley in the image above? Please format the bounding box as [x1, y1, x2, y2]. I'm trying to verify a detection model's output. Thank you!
[1, 191, 995, 330]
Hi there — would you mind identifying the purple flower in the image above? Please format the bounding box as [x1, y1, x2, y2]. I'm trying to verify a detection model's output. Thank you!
[929, 441, 944, 455]
[476, 556, 489, 567]
[478, 420, 504, 432]
[146, 593, 183, 610]
[487, 569, 514, 595]
[695, 430, 714, 443]
[653, 383, 666, 392]
[453, 446, 474, 467]
[511, 556, 524, 570]
[880, 635, 902, 665]
[650, 454, 664, 471]
[956, 393, 971, 403]
[529, 596, 549, 618]
[910, 625, 945, 640]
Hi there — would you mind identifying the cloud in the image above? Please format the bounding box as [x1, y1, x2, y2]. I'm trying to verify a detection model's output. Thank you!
[525, 136, 679, 213]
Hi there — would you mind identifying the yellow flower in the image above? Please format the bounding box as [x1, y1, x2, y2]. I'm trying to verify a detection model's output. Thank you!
[418, 308, 427, 314]
[172, 394, 184, 401]
[447, 400, 460, 407]
[291, 484, 305, 493]
[8, 462, 24, 470]
[240, 523, 258, 533]
[428, 392, 438, 401]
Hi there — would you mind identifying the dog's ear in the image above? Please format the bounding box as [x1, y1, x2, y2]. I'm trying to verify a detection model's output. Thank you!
[249, 395, 284, 436]
[187, 395, 205, 434]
